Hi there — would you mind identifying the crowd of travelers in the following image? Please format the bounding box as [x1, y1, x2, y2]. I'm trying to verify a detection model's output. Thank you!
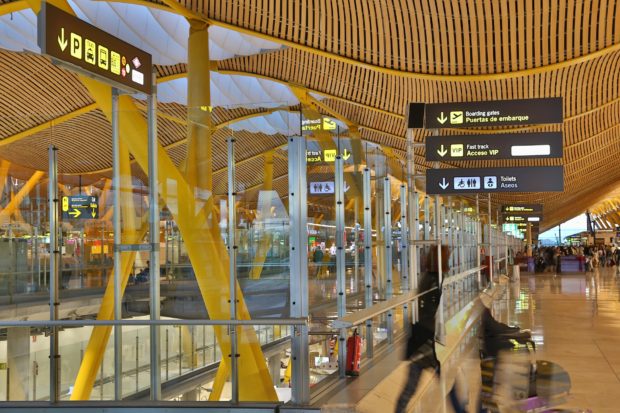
[525, 245, 620, 273]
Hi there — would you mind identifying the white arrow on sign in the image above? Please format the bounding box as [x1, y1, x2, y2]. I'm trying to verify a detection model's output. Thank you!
[439, 178, 449, 190]
[437, 144, 448, 157]
[437, 112, 447, 124]
[58, 28, 68, 51]
[344, 182, 351, 192]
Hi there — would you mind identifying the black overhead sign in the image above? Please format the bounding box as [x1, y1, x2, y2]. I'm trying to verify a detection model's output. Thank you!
[62, 195, 99, 220]
[425, 166, 564, 194]
[425, 132, 563, 161]
[38, 3, 152, 94]
[503, 215, 543, 224]
[502, 204, 543, 214]
[421, 98, 563, 129]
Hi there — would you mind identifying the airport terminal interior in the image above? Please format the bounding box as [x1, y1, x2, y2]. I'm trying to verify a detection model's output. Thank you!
[1, 1, 620, 412]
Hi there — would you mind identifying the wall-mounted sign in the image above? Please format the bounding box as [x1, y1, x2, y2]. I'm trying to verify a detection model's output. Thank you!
[62, 195, 98, 219]
[38, 3, 152, 94]
[425, 132, 563, 161]
[425, 166, 564, 194]
[503, 215, 543, 223]
[309, 181, 350, 195]
[421, 98, 563, 129]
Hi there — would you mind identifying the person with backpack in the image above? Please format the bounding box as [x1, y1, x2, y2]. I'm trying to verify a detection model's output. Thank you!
[395, 245, 467, 413]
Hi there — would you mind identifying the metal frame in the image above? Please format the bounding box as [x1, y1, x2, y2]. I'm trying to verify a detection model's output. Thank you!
[362, 166, 373, 358]
[334, 151, 346, 377]
[111, 87, 123, 401]
[383, 176, 393, 343]
[48, 144, 60, 403]
[288, 135, 309, 403]
[227, 134, 239, 403]
[147, 73, 161, 400]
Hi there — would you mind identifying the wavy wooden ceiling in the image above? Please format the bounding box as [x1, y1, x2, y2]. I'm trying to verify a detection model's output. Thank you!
[1, 0, 620, 231]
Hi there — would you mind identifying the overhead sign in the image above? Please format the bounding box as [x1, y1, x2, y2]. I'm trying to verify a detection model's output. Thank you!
[425, 166, 563, 194]
[305, 149, 352, 163]
[38, 3, 152, 94]
[302, 117, 338, 133]
[425, 132, 563, 161]
[503, 215, 543, 224]
[62, 195, 99, 219]
[421, 98, 563, 129]
[502, 204, 543, 214]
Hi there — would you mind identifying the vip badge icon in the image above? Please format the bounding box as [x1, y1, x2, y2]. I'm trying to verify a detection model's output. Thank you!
[450, 111, 464, 124]
[323, 149, 337, 162]
[450, 144, 464, 157]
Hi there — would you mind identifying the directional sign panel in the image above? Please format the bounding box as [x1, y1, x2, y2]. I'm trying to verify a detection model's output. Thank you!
[426, 166, 563, 194]
[503, 215, 543, 224]
[422, 98, 563, 129]
[426, 132, 563, 161]
[62, 195, 99, 219]
[502, 204, 543, 214]
[38, 3, 152, 94]
[309, 181, 351, 195]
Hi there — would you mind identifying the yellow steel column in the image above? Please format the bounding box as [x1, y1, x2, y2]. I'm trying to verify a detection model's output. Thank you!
[0, 160, 10, 199]
[0, 171, 43, 223]
[30, 0, 277, 401]
[185, 19, 214, 222]
[249, 150, 274, 279]
[71, 141, 144, 400]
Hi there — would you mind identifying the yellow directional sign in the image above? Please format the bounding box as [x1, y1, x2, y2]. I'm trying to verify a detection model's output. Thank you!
[342, 148, 351, 160]
[323, 149, 337, 162]
[38, 3, 152, 94]
[61, 195, 99, 220]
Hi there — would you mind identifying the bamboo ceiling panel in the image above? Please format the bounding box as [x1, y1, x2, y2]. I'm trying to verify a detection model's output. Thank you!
[1, 0, 620, 231]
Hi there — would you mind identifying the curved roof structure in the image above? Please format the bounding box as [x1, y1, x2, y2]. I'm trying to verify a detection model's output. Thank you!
[1, 0, 620, 230]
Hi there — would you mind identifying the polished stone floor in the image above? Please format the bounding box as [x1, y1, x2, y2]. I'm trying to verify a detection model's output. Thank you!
[507, 267, 620, 412]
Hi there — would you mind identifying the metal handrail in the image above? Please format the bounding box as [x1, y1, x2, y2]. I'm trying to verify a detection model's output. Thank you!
[0, 318, 308, 328]
[331, 287, 437, 329]
[331, 265, 486, 329]
[443, 265, 487, 287]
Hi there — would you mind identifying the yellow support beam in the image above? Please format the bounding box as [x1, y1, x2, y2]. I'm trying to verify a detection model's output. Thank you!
[0, 104, 97, 149]
[0, 160, 10, 202]
[248, 151, 275, 280]
[71, 140, 144, 400]
[0, 0, 28, 16]
[0, 171, 44, 224]
[26, 0, 275, 401]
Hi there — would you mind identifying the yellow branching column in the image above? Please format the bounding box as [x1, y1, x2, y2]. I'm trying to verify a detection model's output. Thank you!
[71, 141, 144, 400]
[249, 151, 274, 280]
[0, 171, 43, 224]
[186, 20, 214, 223]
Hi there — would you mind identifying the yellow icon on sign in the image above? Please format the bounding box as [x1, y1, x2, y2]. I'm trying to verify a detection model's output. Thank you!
[98, 46, 109, 70]
[85, 39, 96, 65]
[70, 32, 82, 59]
[322, 117, 337, 131]
[450, 111, 463, 124]
[324, 149, 337, 162]
[450, 144, 464, 157]
[62, 196, 69, 212]
[110, 51, 121, 75]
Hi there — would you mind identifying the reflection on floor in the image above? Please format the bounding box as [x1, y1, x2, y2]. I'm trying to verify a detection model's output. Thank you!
[415, 267, 620, 412]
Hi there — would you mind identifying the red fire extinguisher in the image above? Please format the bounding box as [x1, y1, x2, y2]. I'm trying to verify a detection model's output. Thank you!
[345, 329, 362, 376]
